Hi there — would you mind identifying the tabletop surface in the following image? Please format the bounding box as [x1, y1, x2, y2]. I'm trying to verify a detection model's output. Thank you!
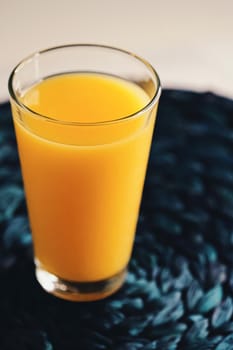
[1, 90, 233, 349]
[1, 0, 233, 102]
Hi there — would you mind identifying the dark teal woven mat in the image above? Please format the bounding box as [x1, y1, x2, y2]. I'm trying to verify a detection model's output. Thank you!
[1, 90, 233, 350]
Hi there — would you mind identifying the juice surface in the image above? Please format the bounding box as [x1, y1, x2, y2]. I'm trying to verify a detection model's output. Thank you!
[12, 73, 156, 281]
[22, 73, 149, 123]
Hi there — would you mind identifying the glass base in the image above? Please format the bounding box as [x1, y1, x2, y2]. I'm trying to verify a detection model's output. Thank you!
[35, 264, 127, 301]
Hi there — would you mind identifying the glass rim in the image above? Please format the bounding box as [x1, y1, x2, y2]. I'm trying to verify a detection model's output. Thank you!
[8, 43, 162, 126]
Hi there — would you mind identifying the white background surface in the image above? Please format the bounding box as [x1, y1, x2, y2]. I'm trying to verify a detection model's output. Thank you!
[1, 0, 233, 102]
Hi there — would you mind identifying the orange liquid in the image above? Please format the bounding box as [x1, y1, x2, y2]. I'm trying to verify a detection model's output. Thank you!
[12, 73, 157, 281]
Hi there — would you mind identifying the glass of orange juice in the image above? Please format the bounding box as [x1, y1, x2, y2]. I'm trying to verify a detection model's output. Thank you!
[8, 44, 161, 301]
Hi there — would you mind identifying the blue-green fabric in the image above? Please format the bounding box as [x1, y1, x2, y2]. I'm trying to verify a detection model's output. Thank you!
[1, 90, 233, 349]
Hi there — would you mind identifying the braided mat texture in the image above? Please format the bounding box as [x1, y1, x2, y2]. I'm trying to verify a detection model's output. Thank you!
[1, 90, 233, 350]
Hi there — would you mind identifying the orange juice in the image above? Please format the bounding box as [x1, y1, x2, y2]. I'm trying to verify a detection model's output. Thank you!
[11, 73, 157, 282]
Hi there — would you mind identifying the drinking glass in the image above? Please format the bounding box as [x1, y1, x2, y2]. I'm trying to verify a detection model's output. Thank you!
[8, 44, 161, 301]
